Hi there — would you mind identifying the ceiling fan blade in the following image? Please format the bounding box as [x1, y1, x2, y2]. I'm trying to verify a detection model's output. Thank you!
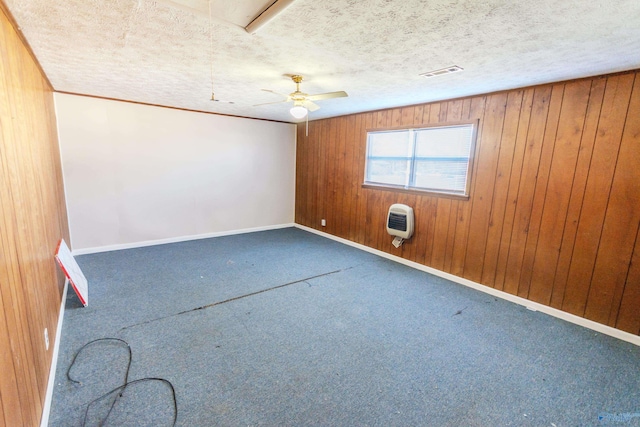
[254, 89, 291, 107]
[261, 89, 288, 97]
[253, 100, 288, 107]
[306, 91, 348, 101]
[303, 100, 321, 112]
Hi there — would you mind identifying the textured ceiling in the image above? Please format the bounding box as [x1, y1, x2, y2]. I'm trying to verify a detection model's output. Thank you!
[5, 0, 640, 123]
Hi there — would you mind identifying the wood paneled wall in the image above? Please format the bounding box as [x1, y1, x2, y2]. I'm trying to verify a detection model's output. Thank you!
[1, 5, 69, 427]
[296, 70, 640, 336]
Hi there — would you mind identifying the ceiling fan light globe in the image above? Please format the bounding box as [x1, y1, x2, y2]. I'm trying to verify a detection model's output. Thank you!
[290, 105, 308, 119]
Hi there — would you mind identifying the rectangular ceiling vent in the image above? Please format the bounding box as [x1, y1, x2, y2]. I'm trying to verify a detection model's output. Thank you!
[420, 65, 463, 78]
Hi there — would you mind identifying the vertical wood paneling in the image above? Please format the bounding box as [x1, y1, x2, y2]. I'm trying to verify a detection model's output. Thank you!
[585, 73, 640, 326]
[295, 69, 640, 337]
[345, 115, 358, 241]
[327, 118, 340, 234]
[308, 121, 319, 226]
[450, 96, 486, 277]
[549, 79, 606, 309]
[294, 124, 307, 224]
[317, 120, 328, 228]
[428, 103, 441, 124]
[493, 89, 534, 291]
[431, 198, 451, 271]
[443, 205, 458, 272]
[501, 86, 552, 295]
[347, 114, 362, 242]
[310, 121, 318, 224]
[0, 205, 28, 427]
[335, 117, 348, 237]
[0, 5, 69, 426]
[609, 77, 640, 334]
[562, 74, 635, 316]
[2, 127, 47, 417]
[516, 84, 564, 298]
[464, 93, 508, 282]
[446, 99, 464, 122]
[417, 197, 437, 266]
[528, 80, 591, 304]
[480, 90, 523, 286]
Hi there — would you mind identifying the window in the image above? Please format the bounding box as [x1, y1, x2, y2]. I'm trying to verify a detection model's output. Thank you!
[364, 123, 476, 197]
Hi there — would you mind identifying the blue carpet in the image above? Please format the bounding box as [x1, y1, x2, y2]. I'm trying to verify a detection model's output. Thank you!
[48, 227, 640, 426]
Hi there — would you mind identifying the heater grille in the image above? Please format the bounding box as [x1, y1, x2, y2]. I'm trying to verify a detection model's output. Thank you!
[388, 213, 407, 232]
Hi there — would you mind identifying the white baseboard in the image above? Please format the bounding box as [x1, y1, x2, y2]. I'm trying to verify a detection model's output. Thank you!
[72, 223, 296, 255]
[295, 224, 640, 347]
[40, 278, 68, 427]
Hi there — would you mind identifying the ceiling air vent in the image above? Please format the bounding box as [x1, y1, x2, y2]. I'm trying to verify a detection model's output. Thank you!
[419, 65, 463, 78]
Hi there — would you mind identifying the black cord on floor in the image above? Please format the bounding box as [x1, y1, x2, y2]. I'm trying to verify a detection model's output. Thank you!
[67, 337, 177, 427]
[67, 338, 132, 385]
[81, 377, 177, 427]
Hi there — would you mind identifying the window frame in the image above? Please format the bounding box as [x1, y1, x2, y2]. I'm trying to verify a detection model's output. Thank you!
[363, 121, 478, 199]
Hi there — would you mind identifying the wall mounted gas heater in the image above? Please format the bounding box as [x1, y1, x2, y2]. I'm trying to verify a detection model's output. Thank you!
[386, 204, 414, 248]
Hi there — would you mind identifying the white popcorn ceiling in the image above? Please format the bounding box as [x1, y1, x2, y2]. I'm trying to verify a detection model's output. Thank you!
[5, 0, 640, 123]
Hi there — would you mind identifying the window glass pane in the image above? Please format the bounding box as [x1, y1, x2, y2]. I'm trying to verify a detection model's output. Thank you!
[412, 124, 473, 194]
[414, 125, 473, 157]
[367, 131, 412, 157]
[366, 159, 410, 186]
[413, 159, 468, 193]
[365, 130, 412, 186]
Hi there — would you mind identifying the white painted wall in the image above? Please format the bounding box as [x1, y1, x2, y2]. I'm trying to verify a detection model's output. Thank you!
[55, 93, 296, 253]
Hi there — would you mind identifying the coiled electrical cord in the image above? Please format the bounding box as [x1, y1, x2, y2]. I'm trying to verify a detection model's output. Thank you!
[67, 338, 177, 426]
[67, 338, 132, 385]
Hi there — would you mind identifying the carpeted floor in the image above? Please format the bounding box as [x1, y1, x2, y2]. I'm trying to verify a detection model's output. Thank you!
[48, 227, 640, 426]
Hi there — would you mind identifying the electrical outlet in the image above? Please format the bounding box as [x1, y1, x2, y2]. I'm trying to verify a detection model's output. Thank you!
[44, 328, 49, 351]
[321, 219, 326, 227]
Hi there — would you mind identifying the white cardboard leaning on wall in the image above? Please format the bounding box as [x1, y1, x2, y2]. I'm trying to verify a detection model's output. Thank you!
[55, 239, 88, 306]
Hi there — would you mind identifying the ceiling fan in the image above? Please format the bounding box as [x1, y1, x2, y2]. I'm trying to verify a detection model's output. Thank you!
[256, 75, 348, 119]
